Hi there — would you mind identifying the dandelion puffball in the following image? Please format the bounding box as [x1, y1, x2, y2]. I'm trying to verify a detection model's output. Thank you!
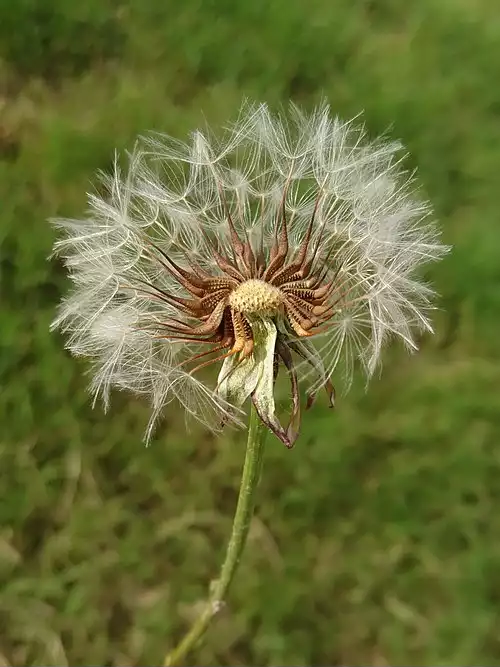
[52, 102, 448, 445]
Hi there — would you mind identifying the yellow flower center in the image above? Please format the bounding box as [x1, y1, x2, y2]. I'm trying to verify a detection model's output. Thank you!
[229, 279, 284, 316]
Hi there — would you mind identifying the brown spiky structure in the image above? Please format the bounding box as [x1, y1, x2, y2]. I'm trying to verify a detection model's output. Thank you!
[140, 200, 336, 447]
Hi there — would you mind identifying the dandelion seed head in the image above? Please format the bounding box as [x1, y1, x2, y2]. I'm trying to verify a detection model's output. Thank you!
[52, 101, 449, 444]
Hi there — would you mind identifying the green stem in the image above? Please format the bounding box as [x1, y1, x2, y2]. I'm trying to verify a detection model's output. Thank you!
[164, 405, 267, 666]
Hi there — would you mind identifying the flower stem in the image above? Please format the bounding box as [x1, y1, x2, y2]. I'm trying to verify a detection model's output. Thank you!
[164, 405, 267, 666]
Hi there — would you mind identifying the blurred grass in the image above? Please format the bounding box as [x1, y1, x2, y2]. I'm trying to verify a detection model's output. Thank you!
[1, 0, 500, 664]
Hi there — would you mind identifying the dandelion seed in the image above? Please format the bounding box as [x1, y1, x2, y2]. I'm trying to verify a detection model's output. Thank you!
[51, 102, 448, 446]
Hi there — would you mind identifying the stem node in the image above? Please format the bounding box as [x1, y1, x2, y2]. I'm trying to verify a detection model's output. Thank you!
[163, 406, 267, 666]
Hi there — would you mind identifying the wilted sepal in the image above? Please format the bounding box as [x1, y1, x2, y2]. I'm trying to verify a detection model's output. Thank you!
[216, 319, 294, 448]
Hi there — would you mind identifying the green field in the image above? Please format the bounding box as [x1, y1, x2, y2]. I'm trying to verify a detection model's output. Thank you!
[2, 0, 500, 664]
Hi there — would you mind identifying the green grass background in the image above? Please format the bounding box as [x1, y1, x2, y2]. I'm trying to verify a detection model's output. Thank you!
[1, 0, 500, 664]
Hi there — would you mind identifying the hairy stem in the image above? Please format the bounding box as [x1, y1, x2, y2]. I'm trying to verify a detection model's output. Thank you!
[164, 405, 267, 666]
